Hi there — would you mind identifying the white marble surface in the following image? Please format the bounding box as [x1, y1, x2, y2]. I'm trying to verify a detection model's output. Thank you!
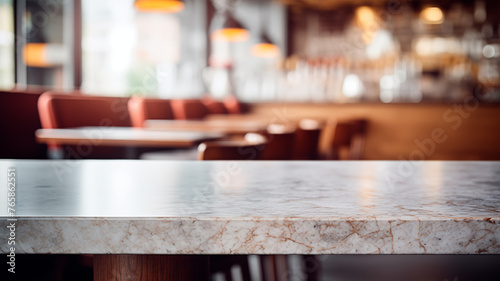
[0, 160, 499, 254]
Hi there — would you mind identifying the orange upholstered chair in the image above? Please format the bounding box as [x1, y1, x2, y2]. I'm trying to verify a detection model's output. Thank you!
[170, 99, 209, 120]
[37, 91, 132, 159]
[202, 97, 228, 115]
[223, 95, 244, 114]
[128, 96, 174, 128]
[38, 91, 131, 129]
[0, 88, 48, 159]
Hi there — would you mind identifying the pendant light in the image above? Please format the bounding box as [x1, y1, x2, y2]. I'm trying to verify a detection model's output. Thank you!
[134, 0, 184, 13]
[251, 0, 280, 58]
[210, 0, 249, 42]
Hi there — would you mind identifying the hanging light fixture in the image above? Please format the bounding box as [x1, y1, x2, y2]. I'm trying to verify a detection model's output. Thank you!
[210, 0, 250, 42]
[251, 0, 280, 58]
[134, 0, 184, 13]
[251, 34, 280, 58]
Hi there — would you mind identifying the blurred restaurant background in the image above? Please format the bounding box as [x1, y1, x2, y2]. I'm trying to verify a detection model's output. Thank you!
[1, 1, 500, 280]
[0, 0, 499, 162]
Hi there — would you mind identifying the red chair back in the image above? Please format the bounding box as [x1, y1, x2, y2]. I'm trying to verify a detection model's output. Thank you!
[171, 99, 209, 120]
[37, 91, 132, 159]
[38, 91, 131, 129]
[223, 96, 244, 114]
[128, 97, 174, 128]
[202, 98, 228, 115]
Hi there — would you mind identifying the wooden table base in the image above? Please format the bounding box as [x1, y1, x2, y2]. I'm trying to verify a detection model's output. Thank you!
[94, 255, 209, 281]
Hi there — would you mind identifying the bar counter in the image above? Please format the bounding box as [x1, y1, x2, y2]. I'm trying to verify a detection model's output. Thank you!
[1, 160, 499, 255]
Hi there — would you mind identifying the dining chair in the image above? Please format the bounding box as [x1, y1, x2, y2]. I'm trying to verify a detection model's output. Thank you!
[223, 95, 245, 114]
[260, 124, 296, 160]
[170, 99, 209, 120]
[328, 119, 368, 160]
[293, 119, 325, 160]
[128, 96, 174, 128]
[327, 121, 354, 160]
[38, 91, 131, 128]
[37, 91, 132, 159]
[202, 97, 229, 115]
[348, 118, 368, 160]
[197, 134, 267, 161]
[0, 88, 48, 159]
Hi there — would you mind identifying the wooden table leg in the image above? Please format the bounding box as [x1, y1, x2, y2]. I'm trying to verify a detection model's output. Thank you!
[94, 255, 209, 281]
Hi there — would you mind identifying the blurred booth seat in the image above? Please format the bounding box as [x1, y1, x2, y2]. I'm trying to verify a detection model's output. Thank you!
[37, 91, 132, 159]
[171, 99, 209, 120]
[0, 88, 49, 159]
[128, 96, 174, 128]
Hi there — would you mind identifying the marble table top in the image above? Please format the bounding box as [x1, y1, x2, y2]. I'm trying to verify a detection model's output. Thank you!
[0, 160, 499, 254]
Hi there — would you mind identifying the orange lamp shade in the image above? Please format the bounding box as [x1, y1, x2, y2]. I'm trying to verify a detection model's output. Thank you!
[251, 43, 280, 58]
[211, 28, 250, 42]
[134, 0, 184, 13]
[23, 43, 51, 67]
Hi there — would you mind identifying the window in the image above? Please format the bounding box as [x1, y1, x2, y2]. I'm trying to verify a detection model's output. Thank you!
[15, 0, 76, 89]
[81, 0, 207, 97]
[0, 0, 14, 89]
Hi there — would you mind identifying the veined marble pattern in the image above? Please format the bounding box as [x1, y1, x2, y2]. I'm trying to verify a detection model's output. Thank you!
[0, 160, 499, 254]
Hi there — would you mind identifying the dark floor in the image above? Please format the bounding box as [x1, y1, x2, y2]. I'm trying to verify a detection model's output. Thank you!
[2, 254, 499, 281]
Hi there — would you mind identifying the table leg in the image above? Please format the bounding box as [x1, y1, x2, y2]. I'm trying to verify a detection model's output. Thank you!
[94, 255, 209, 281]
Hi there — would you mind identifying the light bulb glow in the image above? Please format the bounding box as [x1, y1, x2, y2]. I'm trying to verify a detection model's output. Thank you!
[211, 28, 250, 42]
[251, 43, 280, 58]
[134, 0, 184, 13]
[420, 7, 444, 24]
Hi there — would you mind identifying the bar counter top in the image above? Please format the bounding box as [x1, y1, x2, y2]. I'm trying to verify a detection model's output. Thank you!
[0, 160, 499, 254]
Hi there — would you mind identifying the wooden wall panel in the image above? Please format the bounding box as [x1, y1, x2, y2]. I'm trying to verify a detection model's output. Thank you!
[247, 102, 500, 160]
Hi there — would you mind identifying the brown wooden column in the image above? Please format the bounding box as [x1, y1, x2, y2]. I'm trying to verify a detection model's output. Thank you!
[94, 255, 209, 281]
